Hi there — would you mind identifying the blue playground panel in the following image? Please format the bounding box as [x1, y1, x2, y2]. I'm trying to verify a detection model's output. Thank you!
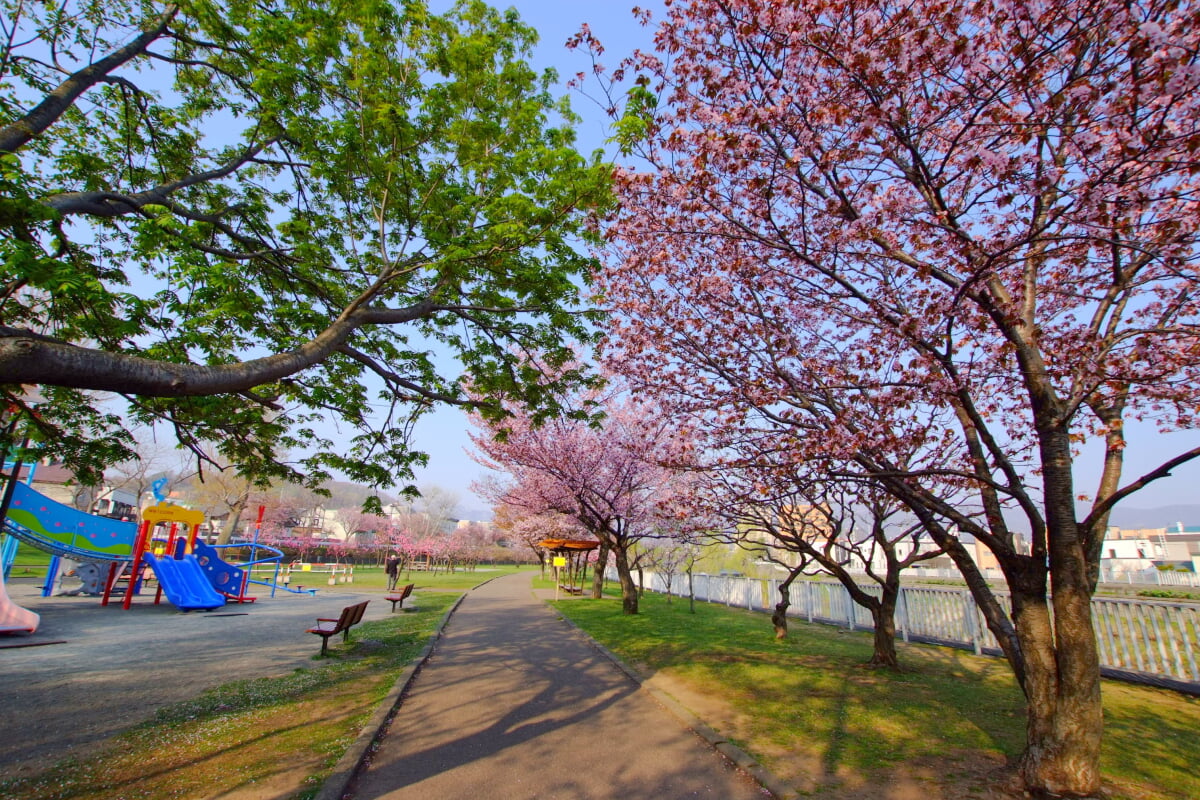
[3, 482, 136, 561]
[192, 539, 249, 599]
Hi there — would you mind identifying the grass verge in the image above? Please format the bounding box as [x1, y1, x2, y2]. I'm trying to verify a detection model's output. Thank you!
[0, 592, 460, 800]
[551, 589, 1200, 800]
[294, 563, 528, 593]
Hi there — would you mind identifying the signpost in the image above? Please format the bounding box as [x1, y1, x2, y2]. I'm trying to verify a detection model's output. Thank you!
[553, 556, 567, 600]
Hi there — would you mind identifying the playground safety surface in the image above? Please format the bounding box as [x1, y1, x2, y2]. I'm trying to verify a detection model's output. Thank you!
[0, 577, 378, 778]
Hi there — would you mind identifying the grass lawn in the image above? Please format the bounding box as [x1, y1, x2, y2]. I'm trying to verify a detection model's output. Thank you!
[551, 589, 1200, 800]
[3, 540, 52, 578]
[314, 562, 529, 592]
[0, 566, 533, 800]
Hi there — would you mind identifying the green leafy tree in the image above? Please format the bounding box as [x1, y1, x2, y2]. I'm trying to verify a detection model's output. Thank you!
[0, 0, 609, 490]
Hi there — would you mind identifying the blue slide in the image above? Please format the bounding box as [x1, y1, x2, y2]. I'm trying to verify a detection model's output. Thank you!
[143, 552, 226, 611]
[192, 539, 251, 600]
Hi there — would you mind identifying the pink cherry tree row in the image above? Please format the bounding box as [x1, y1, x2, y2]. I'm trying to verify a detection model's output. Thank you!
[488, 485, 594, 576]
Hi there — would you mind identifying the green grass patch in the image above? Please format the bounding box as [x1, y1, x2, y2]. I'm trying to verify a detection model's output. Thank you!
[1136, 589, 1200, 601]
[0, 593, 461, 800]
[3, 538, 52, 578]
[552, 590, 1200, 799]
[301, 563, 530, 593]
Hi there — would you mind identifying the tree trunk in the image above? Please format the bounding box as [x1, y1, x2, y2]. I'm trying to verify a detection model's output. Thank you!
[771, 591, 790, 639]
[687, 567, 695, 614]
[866, 582, 899, 669]
[772, 566, 804, 639]
[219, 495, 249, 546]
[956, 414, 1098, 798]
[591, 541, 609, 599]
[613, 544, 638, 614]
[1015, 538, 1103, 793]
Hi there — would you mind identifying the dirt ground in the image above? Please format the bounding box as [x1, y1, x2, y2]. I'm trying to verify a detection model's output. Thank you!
[0, 575, 386, 779]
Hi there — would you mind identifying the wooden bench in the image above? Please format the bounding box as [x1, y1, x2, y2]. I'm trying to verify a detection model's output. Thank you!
[307, 600, 369, 655]
[385, 583, 414, 612]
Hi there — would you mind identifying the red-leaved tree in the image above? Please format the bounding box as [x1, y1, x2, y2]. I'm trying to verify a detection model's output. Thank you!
[585, 0, 1200, 795]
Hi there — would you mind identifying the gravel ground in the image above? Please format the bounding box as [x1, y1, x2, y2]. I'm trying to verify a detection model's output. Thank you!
[0, 576, 390, 778]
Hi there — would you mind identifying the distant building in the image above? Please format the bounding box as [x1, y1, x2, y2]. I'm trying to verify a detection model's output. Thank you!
[1102, 524, 1200, 574]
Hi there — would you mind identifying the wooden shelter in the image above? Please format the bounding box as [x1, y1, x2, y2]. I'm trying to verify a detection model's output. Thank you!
[537, 538, 600, 596]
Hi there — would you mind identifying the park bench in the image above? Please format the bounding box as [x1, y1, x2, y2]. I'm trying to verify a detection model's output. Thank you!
[385, 582, 414, 612]
[307, 600, 369, 656]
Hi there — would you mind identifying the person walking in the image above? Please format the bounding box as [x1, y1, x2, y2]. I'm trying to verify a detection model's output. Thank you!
[385, 553, 400, 591]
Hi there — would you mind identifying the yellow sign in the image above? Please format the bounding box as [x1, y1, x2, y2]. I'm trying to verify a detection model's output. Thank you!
[141, 503, 205, 527]
[553, 556, 567, 567]
[302, 564, 312, 572]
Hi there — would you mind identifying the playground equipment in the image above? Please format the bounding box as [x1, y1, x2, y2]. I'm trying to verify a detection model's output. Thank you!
[2, 482, 235, 611]
[113, 501, 224, 611]
[0, 562, 38, 634]
[3, 481, 138, 563]
[3, 484, 305, 608]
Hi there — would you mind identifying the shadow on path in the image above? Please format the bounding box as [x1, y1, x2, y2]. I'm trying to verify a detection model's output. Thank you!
[351, 573, 769, 800]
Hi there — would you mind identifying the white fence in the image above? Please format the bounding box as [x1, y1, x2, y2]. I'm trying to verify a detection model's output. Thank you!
[1097, 567, 1200, 588]
[905, 565, 1200, 588]
[622, 570, 1200, 689]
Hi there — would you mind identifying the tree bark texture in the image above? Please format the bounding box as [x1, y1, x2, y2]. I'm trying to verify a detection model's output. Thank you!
[613, 545, 639, 615]
[591, 541, 609, 600]
[1016, 428, 1104, 797]
[772, 567, 804, 639]
[867, 589, 899, 670]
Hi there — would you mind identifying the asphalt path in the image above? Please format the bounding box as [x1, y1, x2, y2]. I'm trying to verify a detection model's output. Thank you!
[350, 572, 769, 800]
[0, 574, 380, 777]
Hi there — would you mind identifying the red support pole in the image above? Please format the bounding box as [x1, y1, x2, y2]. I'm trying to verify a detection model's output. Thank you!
[123, 519, 152, 610]
[100, 562, 119, 606]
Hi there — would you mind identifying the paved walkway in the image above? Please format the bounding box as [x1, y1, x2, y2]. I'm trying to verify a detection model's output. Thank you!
[350, 572, 768, 800]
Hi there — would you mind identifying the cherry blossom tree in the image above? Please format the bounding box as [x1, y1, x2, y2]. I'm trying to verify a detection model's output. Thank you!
[701, 454, 944, 666]
[336, 508, 388, 553]
[587, 0, 1200, 794]
[470, 379, 695, 614]
[489, 496, 590, 575]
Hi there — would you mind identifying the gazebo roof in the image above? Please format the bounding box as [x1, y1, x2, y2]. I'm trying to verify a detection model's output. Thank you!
[536, 538, 600, 552]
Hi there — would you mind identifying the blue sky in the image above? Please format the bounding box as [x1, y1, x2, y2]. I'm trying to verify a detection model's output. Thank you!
[412, 1, 660, 515]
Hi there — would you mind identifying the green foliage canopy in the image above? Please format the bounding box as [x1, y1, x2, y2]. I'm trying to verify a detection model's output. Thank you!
[0, 0, 610, 491]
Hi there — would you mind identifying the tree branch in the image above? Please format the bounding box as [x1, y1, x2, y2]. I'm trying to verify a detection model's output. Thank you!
[0, 5, 178, 155]
[0, 299, 436, 395]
